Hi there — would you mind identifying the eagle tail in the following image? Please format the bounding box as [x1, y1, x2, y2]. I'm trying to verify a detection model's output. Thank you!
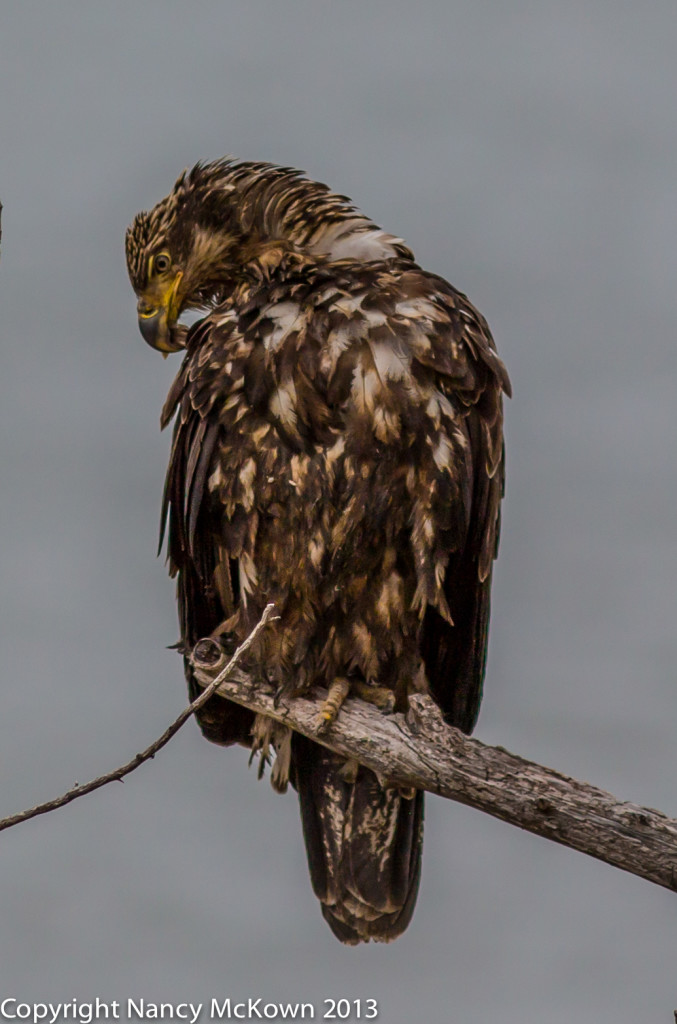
[292, 735, 423, 944]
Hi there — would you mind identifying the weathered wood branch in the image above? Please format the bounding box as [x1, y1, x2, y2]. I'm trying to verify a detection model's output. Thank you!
[2, 598, 675, 901]
[191, 636, 677, 895]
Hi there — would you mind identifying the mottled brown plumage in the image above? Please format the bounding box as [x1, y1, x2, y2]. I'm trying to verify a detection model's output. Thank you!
[126, 159, 510, 943]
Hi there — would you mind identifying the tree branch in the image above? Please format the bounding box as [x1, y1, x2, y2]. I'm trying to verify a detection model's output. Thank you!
[190, 637, 677, 895]
[0, 605, 277, 835]
[1, 599, 675, 901]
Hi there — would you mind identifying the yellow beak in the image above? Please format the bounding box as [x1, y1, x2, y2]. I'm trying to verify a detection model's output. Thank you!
[137, 273, 184, 355]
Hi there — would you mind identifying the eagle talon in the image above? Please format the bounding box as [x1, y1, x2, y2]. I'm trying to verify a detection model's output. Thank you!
[352, 681, 396, 714]
[316, 709, 338, 735]
[316, 677, 351, 732]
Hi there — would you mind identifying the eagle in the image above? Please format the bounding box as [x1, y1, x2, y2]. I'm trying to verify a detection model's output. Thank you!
[126, 159, 510, 944]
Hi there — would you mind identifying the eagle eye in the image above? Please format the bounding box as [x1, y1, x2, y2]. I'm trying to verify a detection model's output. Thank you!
[153, 252, 171, 274]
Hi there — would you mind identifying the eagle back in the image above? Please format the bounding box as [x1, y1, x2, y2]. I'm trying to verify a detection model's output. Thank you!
[160, 254, 509, 705]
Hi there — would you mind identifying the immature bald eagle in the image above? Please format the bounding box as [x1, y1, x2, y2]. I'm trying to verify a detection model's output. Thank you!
[126, 159, 510, 944]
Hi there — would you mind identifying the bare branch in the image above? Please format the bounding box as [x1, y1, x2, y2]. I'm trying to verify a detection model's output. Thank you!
[0, 604, 277, 835]
[2, 598, 675, 902]
[190, 639, 677, 896]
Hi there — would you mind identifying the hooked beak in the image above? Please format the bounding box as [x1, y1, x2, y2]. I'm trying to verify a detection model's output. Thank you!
[136, 273, 185, 356]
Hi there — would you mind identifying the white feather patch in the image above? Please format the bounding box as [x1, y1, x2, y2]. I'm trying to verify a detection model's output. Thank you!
[431, 434, 453, 472]
[264, 302, 304, 351]
[352, 366, 380, 413]
[238, 552, 258, 602]
[332, 293, 367, 316]
[308, 220, 405, 262]
[394, 298, 441, 320]
[208, 462, 224, 490]
[370, 341, 409, 381]
[270, 380, 298, 429]
[239, 457, 257, 509]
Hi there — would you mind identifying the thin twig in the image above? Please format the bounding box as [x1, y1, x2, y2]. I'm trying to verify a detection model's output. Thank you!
[0, 604, 276, 835]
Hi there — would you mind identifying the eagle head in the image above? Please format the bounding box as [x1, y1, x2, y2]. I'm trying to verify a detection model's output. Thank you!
[125, 162, 242, 355]
[126, 158, 412, 355]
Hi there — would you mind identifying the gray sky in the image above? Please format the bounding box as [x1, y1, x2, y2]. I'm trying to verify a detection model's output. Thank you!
[0, 2, 676, 1021]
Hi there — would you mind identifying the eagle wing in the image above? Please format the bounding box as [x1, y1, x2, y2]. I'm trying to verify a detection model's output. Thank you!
[159, 316, 256, 746]
[411, 279, 510, 732]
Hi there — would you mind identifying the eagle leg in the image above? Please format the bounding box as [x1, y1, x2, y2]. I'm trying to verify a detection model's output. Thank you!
[352, 680, 396, 713]
[317, 677, 351, 732]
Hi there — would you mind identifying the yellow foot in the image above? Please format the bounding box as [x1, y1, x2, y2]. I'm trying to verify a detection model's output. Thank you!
[317, 677, 351, 733]
[352, 681, 396, 713]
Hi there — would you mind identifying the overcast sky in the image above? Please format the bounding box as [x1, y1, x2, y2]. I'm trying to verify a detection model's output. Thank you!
[0, 3, 676, 1022]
